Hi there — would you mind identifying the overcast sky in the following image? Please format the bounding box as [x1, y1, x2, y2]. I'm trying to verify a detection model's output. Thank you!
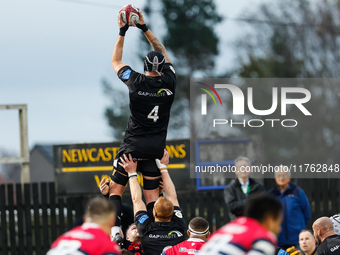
[0, 0, 264, 157]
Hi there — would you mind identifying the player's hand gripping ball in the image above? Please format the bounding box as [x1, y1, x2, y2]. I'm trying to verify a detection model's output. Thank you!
[120, 4, 140, 25]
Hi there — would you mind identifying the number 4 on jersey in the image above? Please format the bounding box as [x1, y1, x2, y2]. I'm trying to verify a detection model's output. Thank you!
[148, 106, 159, 122]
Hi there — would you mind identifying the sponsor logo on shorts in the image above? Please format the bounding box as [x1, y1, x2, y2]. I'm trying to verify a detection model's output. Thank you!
[170, 65, 175, 74]
[132, 158, 149, 161]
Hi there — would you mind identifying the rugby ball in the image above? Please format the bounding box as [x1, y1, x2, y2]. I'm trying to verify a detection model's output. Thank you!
[120, 4, 140, 25]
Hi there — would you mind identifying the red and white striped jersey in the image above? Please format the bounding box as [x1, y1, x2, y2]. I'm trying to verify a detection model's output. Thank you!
[47, 222, 121, 255]
[199, 217, 277, 255]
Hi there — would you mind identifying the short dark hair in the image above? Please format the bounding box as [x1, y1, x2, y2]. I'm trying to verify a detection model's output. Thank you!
[126, 223, 137, 237]
[86, 197, 116, 219]
[127, 223, 136, 231]
[189, 217, 209, 233]
[244, 193, 282, 223]
[299, 229, 314, 237]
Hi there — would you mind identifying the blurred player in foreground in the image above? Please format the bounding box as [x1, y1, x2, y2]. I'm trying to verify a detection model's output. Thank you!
[47, 197, 121, 255]
[108, 6, 177, 241]
[119, 150, 185, 255]
[200, 193, 283, 255]
[162, 217, 210, 255]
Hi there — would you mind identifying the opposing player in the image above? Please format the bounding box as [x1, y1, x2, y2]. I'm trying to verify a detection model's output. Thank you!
[108, 7, 176, 240]
[47, 197, 121, 255]
[200, 193, 283, 255]
[162, 217, 210, 255]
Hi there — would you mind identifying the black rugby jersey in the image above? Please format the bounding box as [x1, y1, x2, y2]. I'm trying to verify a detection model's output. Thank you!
[316, 235, 340, 255]
[117, 63, 176, 158]
[135, 206, 186, 255]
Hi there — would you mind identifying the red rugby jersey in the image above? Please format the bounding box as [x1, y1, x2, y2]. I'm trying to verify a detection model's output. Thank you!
[163, 238, 205, 255]
[199, 217, 277, 255]
[47, 222, 121, 255]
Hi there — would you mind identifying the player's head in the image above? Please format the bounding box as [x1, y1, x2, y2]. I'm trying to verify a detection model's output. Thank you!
[234, 156, 251, 179]
[187, 217, 210, 241]
[125, 223, 140, 243]
[244, 193, 283, 236]
[312, 217, 335, 245]
[84, 197, 116, 235]
[299, 230, 316, 254]
[153, 196, 174, 222]
[144, 51, 165, 74]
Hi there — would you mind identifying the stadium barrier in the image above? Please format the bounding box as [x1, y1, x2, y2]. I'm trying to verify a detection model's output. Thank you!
[0, 183, 85, 255]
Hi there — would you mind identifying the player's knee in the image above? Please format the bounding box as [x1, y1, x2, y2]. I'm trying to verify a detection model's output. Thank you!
[143, 176, 161, 190]
[112, 171, 129, 186]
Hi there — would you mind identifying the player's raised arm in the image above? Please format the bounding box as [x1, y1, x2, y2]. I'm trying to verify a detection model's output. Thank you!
[135, 9, 172, 64]
[111, 13, 129, 74]
[118, 154, 147, 214]
[156, 150, 179, 207]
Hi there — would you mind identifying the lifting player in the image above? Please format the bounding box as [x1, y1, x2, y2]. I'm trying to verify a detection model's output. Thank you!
[119, 150, 186, 255]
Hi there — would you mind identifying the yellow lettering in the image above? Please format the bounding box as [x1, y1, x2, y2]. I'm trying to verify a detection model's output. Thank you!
[77, 149, 83, 162]
[88, 148, 97, 162]
[79, 149, 88, 162]
[111, 147, 119, 159]
[169, 145, 179, 158]
[71, 149, 78, 162]
[104, 147, 112, 161]
[96, 148, 108, 161]
[94, 175, 101, 187]
[62, 149, 72, 163]
[166, 144, 187, 159]
[94, 174, 110, 188]
[177, 144, 186, 158]
[166, 145, 172, 158]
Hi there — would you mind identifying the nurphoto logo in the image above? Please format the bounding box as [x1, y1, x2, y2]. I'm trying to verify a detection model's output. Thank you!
[197, 83, 312, 128]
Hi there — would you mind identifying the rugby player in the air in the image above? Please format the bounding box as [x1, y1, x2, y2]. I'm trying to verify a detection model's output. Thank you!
[103, 7, 177, 241]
